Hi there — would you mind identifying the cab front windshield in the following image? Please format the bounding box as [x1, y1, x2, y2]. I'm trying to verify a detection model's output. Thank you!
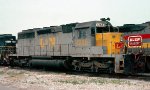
[96, 26, 114, 33]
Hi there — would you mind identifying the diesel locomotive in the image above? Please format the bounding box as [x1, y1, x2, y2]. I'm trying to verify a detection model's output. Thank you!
[119, 22, 150, 74]
[1, 18, 150, 74]
[0, 34, 16, 65]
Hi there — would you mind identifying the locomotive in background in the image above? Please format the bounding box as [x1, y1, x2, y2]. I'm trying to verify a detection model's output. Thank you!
[0, 34, 16, 65]
[119, 22, 150, 74]
[0, 18, 150, 74]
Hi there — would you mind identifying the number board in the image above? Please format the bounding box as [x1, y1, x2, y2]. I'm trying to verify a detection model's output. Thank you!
[96, 23, 105, 27]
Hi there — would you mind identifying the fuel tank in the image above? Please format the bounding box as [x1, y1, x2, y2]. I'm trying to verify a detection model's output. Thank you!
[29, 59, 68, 69]
[29, 56, 70, 69]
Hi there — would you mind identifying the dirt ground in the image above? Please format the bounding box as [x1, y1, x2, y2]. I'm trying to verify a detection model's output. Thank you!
[0, 67, 150, 90]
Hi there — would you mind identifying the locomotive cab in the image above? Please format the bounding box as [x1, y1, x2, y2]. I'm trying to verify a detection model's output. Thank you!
[94, 20, 125, 73]
[72, 19, 125, 73]
[95, 22, 123, 55]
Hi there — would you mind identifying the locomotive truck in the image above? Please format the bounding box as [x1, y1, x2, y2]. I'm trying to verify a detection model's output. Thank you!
[1, 18, 150, 74]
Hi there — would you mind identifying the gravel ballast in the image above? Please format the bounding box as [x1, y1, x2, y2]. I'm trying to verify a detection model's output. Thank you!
[0, 67, 150, 90]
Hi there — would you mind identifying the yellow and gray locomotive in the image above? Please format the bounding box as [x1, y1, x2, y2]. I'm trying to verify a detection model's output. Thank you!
[8, 18, 125, 73]
[7, 18, 150, 74]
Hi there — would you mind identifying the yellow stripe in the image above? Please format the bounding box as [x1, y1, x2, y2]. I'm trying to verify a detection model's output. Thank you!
[142, 43, 150, 48]
[128, 42, 150, 48]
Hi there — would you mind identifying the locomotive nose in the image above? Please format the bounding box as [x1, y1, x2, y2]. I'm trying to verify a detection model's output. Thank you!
[96, 33, 123, 54]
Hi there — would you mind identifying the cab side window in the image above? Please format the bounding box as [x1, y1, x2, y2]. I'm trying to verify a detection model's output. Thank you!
[78, 29, 86, 39]
[91, 27, 95, 36]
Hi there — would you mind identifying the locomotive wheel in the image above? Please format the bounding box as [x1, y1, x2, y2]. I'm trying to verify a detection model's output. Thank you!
[75, 66, 81, 71]
[91, 66, 98, 72]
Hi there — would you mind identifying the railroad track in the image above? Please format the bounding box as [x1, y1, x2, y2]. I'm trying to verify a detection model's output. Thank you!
[1, 66, 150, 81]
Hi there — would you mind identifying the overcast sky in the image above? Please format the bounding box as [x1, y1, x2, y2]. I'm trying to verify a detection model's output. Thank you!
[0, 0, 150, 36]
